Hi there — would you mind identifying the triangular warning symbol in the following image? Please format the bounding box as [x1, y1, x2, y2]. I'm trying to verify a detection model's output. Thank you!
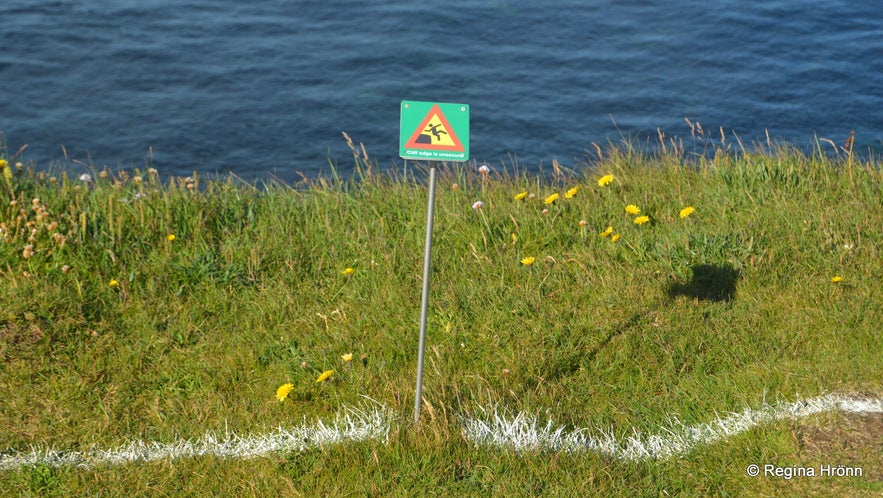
[404, 104, 465, 151]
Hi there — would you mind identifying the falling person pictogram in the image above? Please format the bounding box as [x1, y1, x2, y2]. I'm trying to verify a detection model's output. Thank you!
[415, 123, 448, 144]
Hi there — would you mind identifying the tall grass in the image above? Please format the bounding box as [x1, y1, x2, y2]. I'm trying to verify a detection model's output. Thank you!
[0, 138, 880, 496]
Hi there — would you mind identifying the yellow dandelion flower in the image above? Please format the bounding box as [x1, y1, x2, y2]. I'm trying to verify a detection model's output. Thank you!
[611, 233, 621, 242]
[599, 226, 613, 237]
[166, 234, 176, 241]
[634, 215, 650, 225]
[831, 276, 843, 283]
[316, 370, 334, 383]
[625, 204, 641, 215]
[521, 256, 535, 266]
[564, 186, 578, 199]
[275, 383, 294, 402]
[679, 206, 695, 219]
[514, 191, 528, 201]
[341, 267, 355, 276]
[597, 174, 614, 187]
[109, 279, 119, 287]
[341, 353, 353, 362]
[544, 193, 559, 204]
[0, 159, 6, 168]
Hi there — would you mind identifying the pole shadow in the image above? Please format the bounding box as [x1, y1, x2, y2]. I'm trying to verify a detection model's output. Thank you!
[667, 264, 740, 302]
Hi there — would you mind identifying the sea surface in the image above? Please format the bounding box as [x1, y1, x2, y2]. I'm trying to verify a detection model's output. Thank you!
[1, 0, 881, 182]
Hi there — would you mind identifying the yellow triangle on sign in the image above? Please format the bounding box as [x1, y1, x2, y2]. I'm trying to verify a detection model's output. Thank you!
[420, 114, 456, 146]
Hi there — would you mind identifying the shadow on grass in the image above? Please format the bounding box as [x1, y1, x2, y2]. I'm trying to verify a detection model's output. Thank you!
[546, 265, 740, 381]
[584, 311, 648, 366]
[544, 312, 649, 382]
[667, 264, 741, 303]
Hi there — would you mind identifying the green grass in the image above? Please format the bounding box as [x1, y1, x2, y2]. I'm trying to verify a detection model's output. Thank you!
[0, 138, 881, 496]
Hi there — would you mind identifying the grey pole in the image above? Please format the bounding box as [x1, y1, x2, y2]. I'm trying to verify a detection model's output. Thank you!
[414, 166, 437, 424]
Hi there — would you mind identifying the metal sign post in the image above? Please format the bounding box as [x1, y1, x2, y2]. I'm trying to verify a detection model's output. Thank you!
[413, 165, 436, 424]
[400, 100, 469, 424]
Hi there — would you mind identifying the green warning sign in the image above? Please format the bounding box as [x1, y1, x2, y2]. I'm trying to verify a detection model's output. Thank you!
[400, 101, 469, 161]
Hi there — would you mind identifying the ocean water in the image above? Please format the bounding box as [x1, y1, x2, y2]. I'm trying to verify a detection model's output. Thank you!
[1, 0, 881, 182]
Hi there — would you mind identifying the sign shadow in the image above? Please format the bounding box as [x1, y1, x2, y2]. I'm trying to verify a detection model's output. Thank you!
[667, 264, 741, 303]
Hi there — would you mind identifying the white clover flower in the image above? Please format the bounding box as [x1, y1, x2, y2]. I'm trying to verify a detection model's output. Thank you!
[472, 201, 484, 210]
[79, 173, 93, 183]
[478, 164, 490, 175]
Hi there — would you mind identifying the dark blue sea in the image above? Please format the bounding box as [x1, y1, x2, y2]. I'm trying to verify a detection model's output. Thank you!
[2, 0, 881, 183]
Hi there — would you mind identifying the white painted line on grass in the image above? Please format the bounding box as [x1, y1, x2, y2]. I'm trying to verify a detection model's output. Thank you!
[1, 393, 879, 469]
[461, 394, 882, 460]
[0, 403, 390, 470]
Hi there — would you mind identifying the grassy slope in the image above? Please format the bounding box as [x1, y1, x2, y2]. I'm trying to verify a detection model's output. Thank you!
[0, 143, 880, 496]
